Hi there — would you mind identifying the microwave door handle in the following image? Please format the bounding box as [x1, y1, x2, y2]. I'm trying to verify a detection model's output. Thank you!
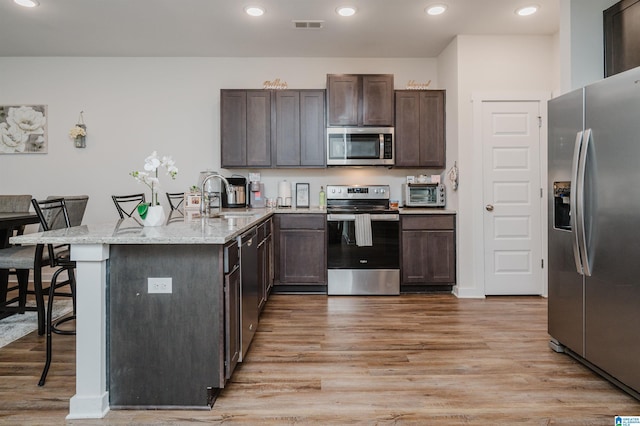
[570, 130, 584, 275]
[379, 134, 384, 159]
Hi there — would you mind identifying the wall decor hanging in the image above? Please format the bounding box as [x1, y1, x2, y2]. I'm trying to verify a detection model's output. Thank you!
[0, 105, 48, 154]
[69, 111, 87, 148]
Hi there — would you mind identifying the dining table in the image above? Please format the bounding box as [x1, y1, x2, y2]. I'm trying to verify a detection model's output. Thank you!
[0, 211, 40, 317]
[0, 211, 40, 248]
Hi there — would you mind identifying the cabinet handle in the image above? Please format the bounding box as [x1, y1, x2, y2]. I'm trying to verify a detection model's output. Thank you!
[485, 204, 494, 212]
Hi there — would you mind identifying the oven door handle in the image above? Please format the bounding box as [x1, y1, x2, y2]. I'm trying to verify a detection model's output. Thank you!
[327, 213, 399, 222]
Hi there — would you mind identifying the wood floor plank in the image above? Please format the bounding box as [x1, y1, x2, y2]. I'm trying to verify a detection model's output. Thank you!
[0, 293, 638, 425]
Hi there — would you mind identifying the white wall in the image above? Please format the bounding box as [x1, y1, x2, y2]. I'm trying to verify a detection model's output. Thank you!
[452, 35, 555, 298]
[558, 0, 620, 93]
[0, 57, 439, 224]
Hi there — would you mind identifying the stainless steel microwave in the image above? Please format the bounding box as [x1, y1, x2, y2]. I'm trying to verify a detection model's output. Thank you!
[326, 127, 394, 166]
[402, 183, 446, 207]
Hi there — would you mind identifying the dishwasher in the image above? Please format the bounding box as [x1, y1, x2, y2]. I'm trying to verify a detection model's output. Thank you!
[238, 228, 259, 361]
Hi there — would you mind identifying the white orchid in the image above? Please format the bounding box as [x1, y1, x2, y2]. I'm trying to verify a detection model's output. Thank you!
[7, 106, 46, 135]
[131, 151, 178, 206]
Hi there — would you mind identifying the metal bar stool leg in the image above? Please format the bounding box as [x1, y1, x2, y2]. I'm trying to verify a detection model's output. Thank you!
[38, 267, 59, 386]
[16, 269, 29, 314]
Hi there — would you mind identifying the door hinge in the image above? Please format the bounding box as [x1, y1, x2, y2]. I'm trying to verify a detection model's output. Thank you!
[541, 259, 544, 268]
[540, 188, 543, 198]
[538, 116, 542, 128]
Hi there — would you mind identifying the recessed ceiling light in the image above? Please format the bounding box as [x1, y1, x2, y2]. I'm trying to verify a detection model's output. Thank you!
[14, 0, 39, 7]
[336, 6, 357, 17]
[516, 5, 539, 16]
[244, 6, 265, 17]
[426, 4, 447, 16]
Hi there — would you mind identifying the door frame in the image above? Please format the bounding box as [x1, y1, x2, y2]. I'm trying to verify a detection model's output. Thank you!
[471, 92, 550, 297]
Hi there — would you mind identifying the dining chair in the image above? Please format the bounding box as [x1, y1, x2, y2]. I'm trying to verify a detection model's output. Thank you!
[166, 192, 185, 213]
[0, 195, 33, 316]
[112, 193, 146, 219]
[30, 198, 83, 385]
[0, 196, 88, 336]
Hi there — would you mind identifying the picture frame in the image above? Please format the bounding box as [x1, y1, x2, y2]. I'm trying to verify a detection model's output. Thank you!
[184, 194, 202, 210]
[296, 183, 310, 208]
[0, 105, 48, 154]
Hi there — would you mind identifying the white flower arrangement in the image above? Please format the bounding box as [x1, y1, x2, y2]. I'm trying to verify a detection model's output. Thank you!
[130, 151, 179, 206]
[69, 125, 86, 139]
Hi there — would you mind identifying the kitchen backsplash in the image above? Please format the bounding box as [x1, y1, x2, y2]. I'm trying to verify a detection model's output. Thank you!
[218, 167, 450, 208]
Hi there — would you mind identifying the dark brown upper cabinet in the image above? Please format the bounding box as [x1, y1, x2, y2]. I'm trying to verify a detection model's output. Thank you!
[327, 74, 394, 127]
[275, 90, 326, 167]
[394, 90, 446, 168]
[221, 89, 326, 169]
[221, 90, 272, 168]
[604, 0, 640, 77]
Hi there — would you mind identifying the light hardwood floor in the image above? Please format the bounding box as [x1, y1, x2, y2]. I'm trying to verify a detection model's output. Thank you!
[1, 294, 638, 425]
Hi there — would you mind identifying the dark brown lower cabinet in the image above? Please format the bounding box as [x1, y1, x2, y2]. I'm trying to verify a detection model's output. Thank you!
[274, 214, 326, 287]
[401, 214, 456, 288]
[257, 218, 273, 311]
[224, 240, 240, 380]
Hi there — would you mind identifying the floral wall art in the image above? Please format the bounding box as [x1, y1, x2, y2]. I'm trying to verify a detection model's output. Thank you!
[0, 105, 47, 154]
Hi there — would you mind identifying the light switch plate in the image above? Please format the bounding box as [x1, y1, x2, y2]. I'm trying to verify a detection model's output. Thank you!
[148, 277, 172, 294]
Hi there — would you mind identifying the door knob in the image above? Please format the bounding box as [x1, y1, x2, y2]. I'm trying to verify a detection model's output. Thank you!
[485, 204, 494, 212]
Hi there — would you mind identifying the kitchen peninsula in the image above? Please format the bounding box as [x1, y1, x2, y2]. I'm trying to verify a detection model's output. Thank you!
[10, 208, 280, 419]
[10, 205, 455, 419]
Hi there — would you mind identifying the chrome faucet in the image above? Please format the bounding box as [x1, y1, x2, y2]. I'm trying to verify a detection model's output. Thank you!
[200, 173, 233, 217]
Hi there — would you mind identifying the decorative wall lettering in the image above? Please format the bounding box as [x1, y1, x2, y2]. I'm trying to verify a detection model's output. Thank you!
[263, 78, 289, 90]
[405, 80, 432, 90]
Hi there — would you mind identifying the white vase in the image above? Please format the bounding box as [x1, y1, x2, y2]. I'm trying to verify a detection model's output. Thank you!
[140, 205, 166, 227]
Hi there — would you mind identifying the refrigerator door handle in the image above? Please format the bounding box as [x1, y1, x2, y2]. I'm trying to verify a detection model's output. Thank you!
[576, 128, 592, 276]
[570, 130, 584, 274]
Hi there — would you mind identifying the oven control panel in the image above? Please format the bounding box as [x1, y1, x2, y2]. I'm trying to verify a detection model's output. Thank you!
[326, 185, 390, 200]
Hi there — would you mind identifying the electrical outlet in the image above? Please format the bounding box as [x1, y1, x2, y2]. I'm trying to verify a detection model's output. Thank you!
[148, 277, 172, 294]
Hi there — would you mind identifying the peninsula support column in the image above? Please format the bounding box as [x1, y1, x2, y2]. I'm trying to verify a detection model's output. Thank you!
[67, 243, 110, 419]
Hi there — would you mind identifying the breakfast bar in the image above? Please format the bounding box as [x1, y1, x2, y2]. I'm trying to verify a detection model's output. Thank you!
[10, 210, 273, 419]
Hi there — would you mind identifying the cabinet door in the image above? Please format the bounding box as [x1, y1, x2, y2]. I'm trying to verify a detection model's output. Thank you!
[402, 230, 429, 283]
[257, 238, 267, 311]
[424, 230, 455, 283]
[279, 229, 326, 284]
[275, 91, 301, 166]
[362, 74, 394, 126]
[394, 91, 421, 167]
[224, 265, 240, 379]
[327, 74, 359, 126]
[419, 90, 446, 168]
[394, 90, 446, 168]
[300, 90, 326, 167]
[246, 91, 272, 167]
[221, 90, 247, 168]
[402, 228, 455, 285]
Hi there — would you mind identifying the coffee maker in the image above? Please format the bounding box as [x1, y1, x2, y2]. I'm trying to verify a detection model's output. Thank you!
[221, 175, 247, 208]
[248, 172, 265, 208]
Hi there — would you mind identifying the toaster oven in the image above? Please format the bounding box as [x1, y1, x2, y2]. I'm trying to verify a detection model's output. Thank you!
[402, 183, 446, 207]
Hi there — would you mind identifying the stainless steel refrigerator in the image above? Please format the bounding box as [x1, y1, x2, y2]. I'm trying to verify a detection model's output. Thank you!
[548, 66, 640, 398]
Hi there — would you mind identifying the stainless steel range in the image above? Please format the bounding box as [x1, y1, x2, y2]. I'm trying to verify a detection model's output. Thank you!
[326, 185, 400, 295]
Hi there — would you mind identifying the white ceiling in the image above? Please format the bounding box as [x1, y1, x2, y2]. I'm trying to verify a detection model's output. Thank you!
[0, 0, 560, 58]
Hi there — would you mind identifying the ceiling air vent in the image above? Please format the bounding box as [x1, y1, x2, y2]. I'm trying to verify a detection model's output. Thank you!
[292, 20, 324, 29]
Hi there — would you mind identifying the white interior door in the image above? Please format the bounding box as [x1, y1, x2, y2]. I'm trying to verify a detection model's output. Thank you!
[482, 101, 542, 295]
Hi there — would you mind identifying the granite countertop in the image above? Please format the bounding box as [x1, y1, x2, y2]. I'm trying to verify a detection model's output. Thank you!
[10, 206, 456, 246]
[11, 208, 276, 246]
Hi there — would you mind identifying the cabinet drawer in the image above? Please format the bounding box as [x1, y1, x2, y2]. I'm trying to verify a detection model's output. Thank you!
[257, 218, 272, 241]
[224, 240, 239, 273]
[402, 215, 454, 230]
[277, 214, 325, 230]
